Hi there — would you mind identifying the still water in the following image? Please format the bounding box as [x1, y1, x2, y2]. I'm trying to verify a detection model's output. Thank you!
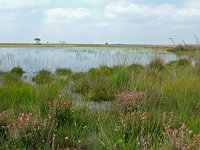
[0, 47, 178, 74]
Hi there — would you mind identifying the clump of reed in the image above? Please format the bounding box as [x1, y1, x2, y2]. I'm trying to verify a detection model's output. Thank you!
[32, 70, 53, 84]
[148, 56, 165, 71]
[10, 67, 24, 77]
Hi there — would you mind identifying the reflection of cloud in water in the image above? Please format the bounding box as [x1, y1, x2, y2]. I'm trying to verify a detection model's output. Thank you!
[0, 47, 178, 75]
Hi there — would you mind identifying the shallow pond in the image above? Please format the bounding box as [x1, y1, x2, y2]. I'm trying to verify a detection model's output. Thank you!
[0, 47, 178, 75]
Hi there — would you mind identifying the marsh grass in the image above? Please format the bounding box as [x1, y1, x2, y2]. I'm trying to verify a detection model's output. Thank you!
[1, 56, 200, 149]
[168, 44, 200, 52]
[148, 56, 165, 71]
[10, 67, 24, 77]
[32, 70, 53, 84]
[55, 68, 72, 76]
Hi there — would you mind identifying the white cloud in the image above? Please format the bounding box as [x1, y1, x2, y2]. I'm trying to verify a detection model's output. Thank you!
[44, 8, 94, 23]
[105, 1, 200, 22]
[0, 0, 51, 9]
[184, 0, 200, 8]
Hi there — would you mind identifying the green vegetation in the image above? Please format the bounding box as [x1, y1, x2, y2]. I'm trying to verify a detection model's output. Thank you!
[168, 44, 200, 52]
[34, 38, 41, 44]
[10, 67, 24, 77]
[148, 56, 165, 71]
[32, 70, 53, 84]
[0, 56, 200, 149]
[55, 68, 72, 76]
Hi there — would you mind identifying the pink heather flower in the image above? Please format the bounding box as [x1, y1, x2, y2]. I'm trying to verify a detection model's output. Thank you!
[131, 112, 137, 118]
[25, 115, 30, 123]
[1, 126, 6, 129]
[6, 125, 12, 129]
[18, 113, 25, 122]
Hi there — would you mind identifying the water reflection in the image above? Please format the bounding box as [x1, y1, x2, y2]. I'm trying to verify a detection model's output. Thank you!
[0, 47, 178, 75]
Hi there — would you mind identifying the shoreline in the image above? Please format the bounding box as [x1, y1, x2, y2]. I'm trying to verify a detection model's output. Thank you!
[0, 43, 174, 49]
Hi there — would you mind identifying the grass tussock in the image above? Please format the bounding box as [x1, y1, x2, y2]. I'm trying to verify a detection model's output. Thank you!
[10, 67, 24, 77]
[148, 56, 165, 71]
[55, 68, 72, 76]
[32, 70, 53, 84]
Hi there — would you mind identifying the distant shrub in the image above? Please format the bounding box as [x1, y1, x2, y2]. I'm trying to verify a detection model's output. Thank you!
[10, 67, 24, 76]
[55, 68, 72, 76]
[148, 57, 165, 71]
[32, 70, 53, 84]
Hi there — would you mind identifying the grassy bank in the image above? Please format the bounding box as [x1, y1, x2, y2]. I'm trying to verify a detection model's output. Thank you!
[0, 57, 200, 149]
[0, 43, 173, 49]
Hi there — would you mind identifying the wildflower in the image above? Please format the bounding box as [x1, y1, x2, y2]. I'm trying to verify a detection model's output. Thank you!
[25, 115, 31, 123]
[181, 123, 186, 129]
[131, 112, 137, 118]
[6, 125, 12, 129]
[1, 126, 6, 129]
[18, 113, 24, 122]
[65, 137, 69, 140]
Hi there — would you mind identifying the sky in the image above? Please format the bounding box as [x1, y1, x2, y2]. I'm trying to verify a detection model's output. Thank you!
[0, 0, 200, 44]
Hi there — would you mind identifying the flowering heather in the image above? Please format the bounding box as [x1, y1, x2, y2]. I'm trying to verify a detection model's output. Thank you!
[115, 91, 145, 113]
[163, 123, 200, 149]
[116, 91, 144, 102]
